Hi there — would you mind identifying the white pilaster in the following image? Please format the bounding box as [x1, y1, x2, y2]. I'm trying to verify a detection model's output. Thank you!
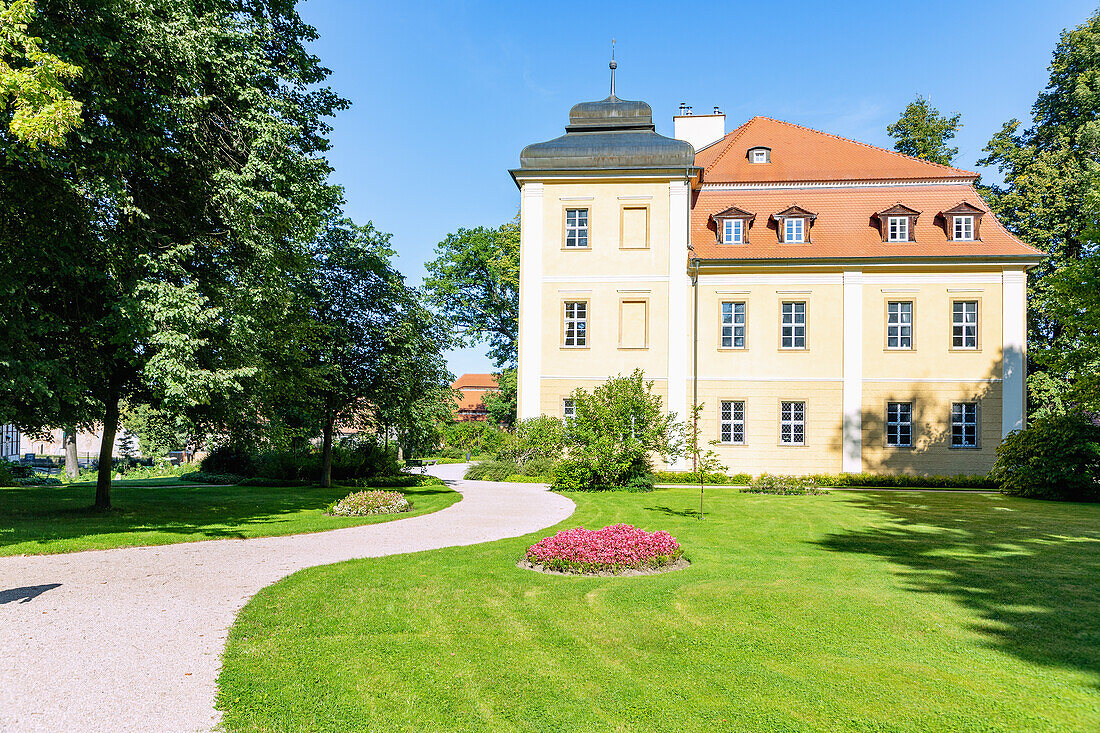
[667, 180, 690, 469]
[1002, 269, 1027, 436]
[517, 182, 544, 419]
[842, 270, 864, 473]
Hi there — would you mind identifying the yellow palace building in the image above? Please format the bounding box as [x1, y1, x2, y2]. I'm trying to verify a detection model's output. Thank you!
[510, 75, 1042, 476]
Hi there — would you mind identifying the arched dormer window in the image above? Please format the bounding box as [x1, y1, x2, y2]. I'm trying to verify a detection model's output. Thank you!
[712, 206, 756, 245]
[772, 205, 817, 244]
[873, 204, 920, 243]
[940, 201, 985, 241]
[747, 146, 771, 164]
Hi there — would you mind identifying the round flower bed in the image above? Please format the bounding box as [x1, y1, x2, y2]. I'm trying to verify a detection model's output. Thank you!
[326, 490, 410, 517]
[523, 524, 684, 575]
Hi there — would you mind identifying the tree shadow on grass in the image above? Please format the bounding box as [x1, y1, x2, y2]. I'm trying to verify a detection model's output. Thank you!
[814, 492, 1100, 683]
[644, 505, 701, 520]
[0, 483, 455, 552]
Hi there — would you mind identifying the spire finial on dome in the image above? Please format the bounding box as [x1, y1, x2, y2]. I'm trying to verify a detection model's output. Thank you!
[609, 39, 617, 97]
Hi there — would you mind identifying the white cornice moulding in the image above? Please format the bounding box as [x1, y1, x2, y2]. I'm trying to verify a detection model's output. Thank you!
[699, 179, 973, 191]
[880, 288, 919, 293]
[699, 273, 843, 285]
[558, 196, 594, 201]
[617, 195, 653, 200]
[544, 275, 670, 283]
[616, 289, 651, 293]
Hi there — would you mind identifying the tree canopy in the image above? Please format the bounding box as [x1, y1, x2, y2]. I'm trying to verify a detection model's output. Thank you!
[886, 95, 961, 165]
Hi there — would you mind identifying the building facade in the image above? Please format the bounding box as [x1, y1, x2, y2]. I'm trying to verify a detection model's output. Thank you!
[452, 373, 499, 421]
[511, 84, 1042, 475]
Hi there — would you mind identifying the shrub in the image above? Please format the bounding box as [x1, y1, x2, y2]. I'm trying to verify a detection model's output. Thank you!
[521, 456, 557, 478]
[13, 476, 63, 486]
[0, 461, 14, 487]
[653, 470, 752, 485]
[504, 474, 549, 483]
[745, 474, 827, 495]
[236, 476, 311, 487]
[808, 472, 998, 490]
[179, 471, 242, 485]
[993, 408, 1100, 501]
[341, 474, 443, 488]
[200, 446, 257, 477]
[465, 460, 521, 481]
[326, 490, 410, 517]
[525, 524, 683, 574]
[550, 459, 599, 491]
[497, 416, 565, 465]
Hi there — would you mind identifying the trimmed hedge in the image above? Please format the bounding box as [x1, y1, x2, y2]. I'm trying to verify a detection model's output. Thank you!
[745, 474, 827, 495]
[179, 471, 242, 485]
[654, 470, 752, 485]
[236, 477, 311, 487]
[341, 474, 444, 488]
[809, 472, 998, 490]
[13, 476, 63, 486]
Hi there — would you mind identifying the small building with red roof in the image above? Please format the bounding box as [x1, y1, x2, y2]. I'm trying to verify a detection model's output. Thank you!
[452, 374, 499, 422]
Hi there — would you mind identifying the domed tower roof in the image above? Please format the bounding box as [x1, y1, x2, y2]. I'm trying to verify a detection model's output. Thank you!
[517, 92, 696, 172]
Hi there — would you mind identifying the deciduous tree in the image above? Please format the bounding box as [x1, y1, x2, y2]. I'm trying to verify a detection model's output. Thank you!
[886, 95, 961, 165]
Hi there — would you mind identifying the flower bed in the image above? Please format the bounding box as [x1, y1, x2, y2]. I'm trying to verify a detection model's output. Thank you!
[326, 490, 410, 517]
[524, 524, 683, 574]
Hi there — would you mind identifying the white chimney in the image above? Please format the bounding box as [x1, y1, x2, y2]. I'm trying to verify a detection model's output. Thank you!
[673, 104, 726, 152]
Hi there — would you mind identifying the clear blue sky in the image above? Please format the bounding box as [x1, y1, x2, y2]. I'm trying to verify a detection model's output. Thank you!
[299, 0, 1096, 378]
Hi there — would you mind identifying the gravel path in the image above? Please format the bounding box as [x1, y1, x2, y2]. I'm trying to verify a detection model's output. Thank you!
[0, 464, 575, 732]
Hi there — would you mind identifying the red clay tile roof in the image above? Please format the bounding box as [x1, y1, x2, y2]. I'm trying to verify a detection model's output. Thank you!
[696, 117, 978, 184]
[690, 185, 1043, 261]
[452, 373, 499, 390]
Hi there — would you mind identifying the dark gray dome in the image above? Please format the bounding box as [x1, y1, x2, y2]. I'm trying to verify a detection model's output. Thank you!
[520, 94, 695, 170]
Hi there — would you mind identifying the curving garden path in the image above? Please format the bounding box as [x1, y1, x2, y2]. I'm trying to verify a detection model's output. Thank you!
[0, 464, 575, 733]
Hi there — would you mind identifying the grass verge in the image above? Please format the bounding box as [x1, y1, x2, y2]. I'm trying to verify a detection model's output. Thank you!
[217, 487, 1100, 732]
[0, 480, 459, 556]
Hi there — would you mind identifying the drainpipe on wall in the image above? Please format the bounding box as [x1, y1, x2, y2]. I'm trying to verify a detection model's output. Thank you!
[688, 247, 701, 473]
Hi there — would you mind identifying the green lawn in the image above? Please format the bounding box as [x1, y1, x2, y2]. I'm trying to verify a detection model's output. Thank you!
[0, 479, 460, 556]
[218, 488, 1100, 732]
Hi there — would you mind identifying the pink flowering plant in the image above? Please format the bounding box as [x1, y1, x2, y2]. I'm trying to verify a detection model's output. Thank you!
[525, 524, 683, 574]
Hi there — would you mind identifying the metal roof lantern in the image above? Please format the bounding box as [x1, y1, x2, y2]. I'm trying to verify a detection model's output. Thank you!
[517, 52, 696, 172]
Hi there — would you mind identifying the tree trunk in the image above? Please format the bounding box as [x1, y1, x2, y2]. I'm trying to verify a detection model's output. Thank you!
[95, 392, 121, 511]
[321, 411, 334, 489]
[64, 428, 78, 479]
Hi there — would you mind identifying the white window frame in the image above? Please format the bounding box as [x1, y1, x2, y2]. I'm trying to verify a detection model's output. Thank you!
[887, 216, 909, 242]
[564, 208, 589, 248]
[563, 301, 587, 347]
[886, 301, 913, 349]
[886, 402, 912, 447]
[784, 217, 805, 243]
[953, 215, 974, 241]
[721, 218, 743, 244]
[720, 301, 747, 349]
[751, 148, 768, 163]
[952, 300, 978, 349]
[951, 402, 978, 448]
[781, 301, 806, 349]
[719, 400, 745, 444]
[780, 401, 805, 445]
[562, 398, 576, 422]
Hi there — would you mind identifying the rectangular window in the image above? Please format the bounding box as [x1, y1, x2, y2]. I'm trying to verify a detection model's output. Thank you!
[721, 219, 743, 244]
[886, 301, 913, 349]
[562, 398, 576, 422]
[563, 301, 587, 347]
[621, 206, 648, 249]
[720, 301, 747, 348]
[752, 149, 768, 163]
[954, 215, 974, 241]
[951, 402, 978, 447]
[781, 301, 806, 349]
[886, 402, 912, 447]
[780, 401, 805, 445]
[619, 299, 648, 349]
[952, 300, 979, 349]
[785, 217, 805, 243]
[719, 400, 745, 444]
[887, 216, 909, 242]
[564, 208, 589, 248]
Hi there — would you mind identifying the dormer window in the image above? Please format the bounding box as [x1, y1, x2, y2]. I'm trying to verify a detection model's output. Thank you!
[941, 201, 985, 241]
[748, 146, 771, 163]
[712, 205, 755, 245]
[785, 218, 805, 242]
[722, 219, 743, 244]
[772, 205, 816, 244]
[954, 215, 974, 240]
[874, 204, 920, 243]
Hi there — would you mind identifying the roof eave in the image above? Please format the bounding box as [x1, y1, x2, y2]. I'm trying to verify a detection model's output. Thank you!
[510, 166, 702, 188]
[691, 254, 1045, 268]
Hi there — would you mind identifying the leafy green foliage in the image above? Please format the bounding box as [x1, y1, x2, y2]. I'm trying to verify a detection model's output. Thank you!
[441, 420, 508, 456]
[653, 470, 752, 485]
[0, 0, 82, 147]
[423, 217, 519, 368]
[978, 11, 1100, 407]
[497, 415, 565, 465]
[886, 95, 961, 165]
[178, 471, 242, 485]
[464, 460, 522, 482]
[483, 368, 517, 427]
[325, 490, 409, 517]
[556, 370, 682, 490]
[200, 447, 257, 478]
[746, 474, 827, 495]
[993, 407, 1100, 501]
[685, 402, 728, 518]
